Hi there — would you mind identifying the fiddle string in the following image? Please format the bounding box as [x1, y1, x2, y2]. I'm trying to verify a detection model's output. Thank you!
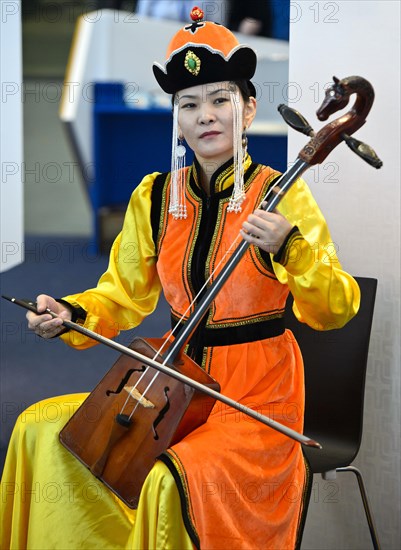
[119, 175, 284, 418]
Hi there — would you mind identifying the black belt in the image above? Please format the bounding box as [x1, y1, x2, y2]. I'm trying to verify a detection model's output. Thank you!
[171, 315, 286, 347]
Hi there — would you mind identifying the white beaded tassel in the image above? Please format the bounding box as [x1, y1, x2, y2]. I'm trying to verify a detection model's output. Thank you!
[227, 85, 245, 213]
[169, 97, 187, 219]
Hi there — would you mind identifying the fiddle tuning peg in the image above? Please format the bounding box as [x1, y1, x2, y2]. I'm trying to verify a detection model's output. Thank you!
[342, 134, 383, 169]
[277, 104, 315, 136]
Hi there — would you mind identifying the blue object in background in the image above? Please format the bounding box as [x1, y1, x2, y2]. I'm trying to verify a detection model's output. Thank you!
[270, 0, 290, 41]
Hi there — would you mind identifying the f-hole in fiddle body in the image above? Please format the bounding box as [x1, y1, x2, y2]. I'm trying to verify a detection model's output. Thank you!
[152, 386, 171, 440]
[106, 366, 146, 396]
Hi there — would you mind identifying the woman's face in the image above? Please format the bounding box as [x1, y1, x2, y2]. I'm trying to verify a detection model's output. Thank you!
[177, 82, 256, 169]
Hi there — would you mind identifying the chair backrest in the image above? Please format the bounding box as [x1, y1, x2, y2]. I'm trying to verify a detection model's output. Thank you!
[285, 277, 377, 471]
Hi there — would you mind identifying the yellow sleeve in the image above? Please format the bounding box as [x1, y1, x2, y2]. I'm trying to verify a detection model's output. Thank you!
[273, 177, 360, 330]
[60, 173, 163, 349]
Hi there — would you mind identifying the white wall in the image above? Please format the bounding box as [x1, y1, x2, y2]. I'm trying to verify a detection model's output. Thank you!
[287, 2, 400, 548]
[0, 1, 23, 271]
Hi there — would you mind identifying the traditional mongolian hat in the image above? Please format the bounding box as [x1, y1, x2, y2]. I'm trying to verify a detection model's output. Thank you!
[153, 6, 258, 218]
[153, 6, 257, 95]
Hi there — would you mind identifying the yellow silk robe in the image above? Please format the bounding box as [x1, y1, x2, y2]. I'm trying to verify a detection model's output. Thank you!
[1, 157, 360, 549]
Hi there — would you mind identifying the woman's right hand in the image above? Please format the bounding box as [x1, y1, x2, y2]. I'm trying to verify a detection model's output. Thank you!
[26, 294, 72, 339]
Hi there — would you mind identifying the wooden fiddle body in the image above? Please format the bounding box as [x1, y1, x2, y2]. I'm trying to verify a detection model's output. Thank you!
[60, 337, 219, 508]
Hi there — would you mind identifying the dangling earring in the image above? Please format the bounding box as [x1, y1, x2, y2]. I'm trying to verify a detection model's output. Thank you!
[169, 97, 187, 219]
[177, 133, 186, 161]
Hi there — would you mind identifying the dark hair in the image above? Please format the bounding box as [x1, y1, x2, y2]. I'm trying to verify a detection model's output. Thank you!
[171, 79, 253, 108]
[233, 79, 253, 101]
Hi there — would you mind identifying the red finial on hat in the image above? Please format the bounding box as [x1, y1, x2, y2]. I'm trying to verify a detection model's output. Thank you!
[190, 6, 204, 21]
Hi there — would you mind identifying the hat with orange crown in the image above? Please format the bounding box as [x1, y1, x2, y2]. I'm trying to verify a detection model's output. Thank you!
[154, 7, 257, 220]
[153, 6, 257, 95]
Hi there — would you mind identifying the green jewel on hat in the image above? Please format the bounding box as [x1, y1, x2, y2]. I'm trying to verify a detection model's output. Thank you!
[184, 50, 201, 76]
[153, 6, 256, 95]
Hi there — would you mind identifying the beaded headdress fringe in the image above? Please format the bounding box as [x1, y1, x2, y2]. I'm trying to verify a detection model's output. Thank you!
[169, 97, 187, 220]
[169, 85, 246, 219]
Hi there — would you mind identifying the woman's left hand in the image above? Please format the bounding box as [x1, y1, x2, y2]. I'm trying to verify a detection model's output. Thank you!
[240, 204, 293, 255]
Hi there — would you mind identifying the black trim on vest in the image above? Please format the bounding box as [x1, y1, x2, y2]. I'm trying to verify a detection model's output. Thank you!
[172, 315, 286, 347]
[258, 243, 274, 271]
[150, 172, 169, 252]
[157, 453, 201, 550]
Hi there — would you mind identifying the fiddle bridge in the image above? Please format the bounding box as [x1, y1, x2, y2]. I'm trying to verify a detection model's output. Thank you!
[123, 386, 155, 408]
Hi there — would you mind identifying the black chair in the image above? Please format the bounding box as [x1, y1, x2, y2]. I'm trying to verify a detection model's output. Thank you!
[285, 277, 380, 550]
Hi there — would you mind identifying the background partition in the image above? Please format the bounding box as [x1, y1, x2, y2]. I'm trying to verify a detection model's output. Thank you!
[287, 2, 400, 548]
[0, 1, 23, 272]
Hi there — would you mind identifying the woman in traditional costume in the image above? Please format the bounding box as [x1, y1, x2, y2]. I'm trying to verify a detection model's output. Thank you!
[0, 7, 360, 550]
